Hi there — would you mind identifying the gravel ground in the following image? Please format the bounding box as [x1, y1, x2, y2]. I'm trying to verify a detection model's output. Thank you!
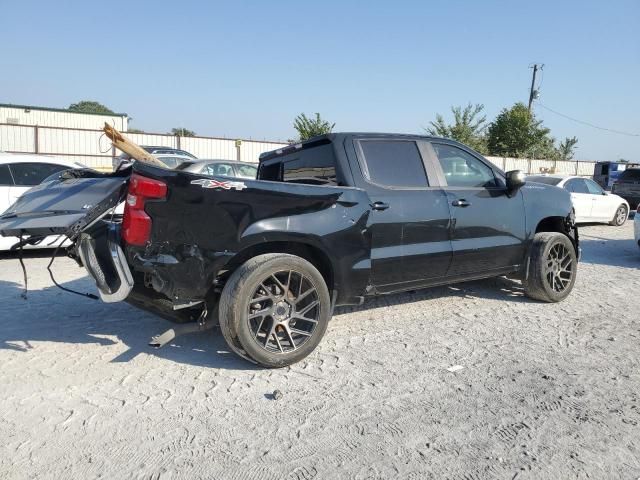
[1, 222, 639, 480]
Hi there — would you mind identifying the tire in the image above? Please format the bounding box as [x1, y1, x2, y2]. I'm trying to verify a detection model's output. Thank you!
[609, 204, 628, 226]
[523, 232, 577, 303]
[218, 253, 331, 368]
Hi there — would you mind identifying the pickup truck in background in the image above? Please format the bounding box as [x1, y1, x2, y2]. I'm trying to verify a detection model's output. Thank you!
[611, 167, 640, 209]
[0, 133, 579, 367]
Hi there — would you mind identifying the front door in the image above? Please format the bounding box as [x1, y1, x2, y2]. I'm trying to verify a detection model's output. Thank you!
[354, 139, 452, 290]
[585, 178, 613, 220]
[430, 142, 526, 276]
[563, 178, 593, 222]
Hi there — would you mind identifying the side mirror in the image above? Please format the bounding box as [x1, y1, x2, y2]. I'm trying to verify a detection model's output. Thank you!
[505, 170, 526, 192]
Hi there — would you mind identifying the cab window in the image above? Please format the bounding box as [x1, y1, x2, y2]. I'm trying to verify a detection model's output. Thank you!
[358, 140, 428, 188]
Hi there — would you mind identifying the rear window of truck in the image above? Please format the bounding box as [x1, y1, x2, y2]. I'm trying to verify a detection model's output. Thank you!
[259, 142, 338, 186]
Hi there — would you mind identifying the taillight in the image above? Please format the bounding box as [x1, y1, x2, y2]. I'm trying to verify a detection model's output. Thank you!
[122, 174, 167, 246]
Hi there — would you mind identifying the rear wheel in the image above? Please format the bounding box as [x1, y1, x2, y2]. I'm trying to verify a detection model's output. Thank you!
[219, 254, 331, 367]
[609, 204, 628, 226]
[524, 232, 577, 302]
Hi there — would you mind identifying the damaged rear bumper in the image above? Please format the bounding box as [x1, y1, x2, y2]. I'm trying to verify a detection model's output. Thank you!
[77, 224, 134, 303]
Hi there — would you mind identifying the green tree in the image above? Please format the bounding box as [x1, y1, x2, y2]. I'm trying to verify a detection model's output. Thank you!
[68, 100, 115, 115]
[557, 136, 578, 161]
[171, 127, 196, 137]
[127, 128, 145, 134]
[293, 113, 335, 141]
[487, 103, 555, 158]
[426, 103, 488, 153]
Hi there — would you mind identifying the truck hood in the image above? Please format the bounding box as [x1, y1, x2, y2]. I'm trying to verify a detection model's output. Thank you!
[0, 168, 129, 239]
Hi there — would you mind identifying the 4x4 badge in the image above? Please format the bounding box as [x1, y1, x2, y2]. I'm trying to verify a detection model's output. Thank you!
[191, 179, 247, 191]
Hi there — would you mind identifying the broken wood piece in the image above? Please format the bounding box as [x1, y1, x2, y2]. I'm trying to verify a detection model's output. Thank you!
[102, 123, 167, 168]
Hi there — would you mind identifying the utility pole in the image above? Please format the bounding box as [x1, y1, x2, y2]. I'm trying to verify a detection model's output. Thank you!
[528, 64, 543, 112]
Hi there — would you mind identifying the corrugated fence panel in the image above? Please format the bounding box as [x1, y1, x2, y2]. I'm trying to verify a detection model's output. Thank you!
[179, 137, 237, 160]
[0, 124, 34, 152]
[126, 133, 177, 149]
[242, 141, 288, 164]
[39, 128, 104, 155]
[1, 123, 599, 174]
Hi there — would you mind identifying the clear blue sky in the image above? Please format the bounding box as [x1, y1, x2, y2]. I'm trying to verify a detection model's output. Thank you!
[1, 0, 638, 161]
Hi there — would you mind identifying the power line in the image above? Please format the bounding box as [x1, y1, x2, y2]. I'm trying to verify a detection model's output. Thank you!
[537, 102, 640, 137]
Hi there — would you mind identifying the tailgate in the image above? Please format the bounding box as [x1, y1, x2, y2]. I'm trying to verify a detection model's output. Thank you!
[0, 169, 129, 240]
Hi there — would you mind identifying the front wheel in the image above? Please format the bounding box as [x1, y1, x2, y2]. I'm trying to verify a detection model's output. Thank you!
[218, 254, 331, 368]
[524, 232, 577, 302]
[609, 204, 628, 226]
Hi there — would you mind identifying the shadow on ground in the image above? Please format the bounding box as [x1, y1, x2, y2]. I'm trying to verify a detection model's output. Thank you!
[0, 267, 533, 369]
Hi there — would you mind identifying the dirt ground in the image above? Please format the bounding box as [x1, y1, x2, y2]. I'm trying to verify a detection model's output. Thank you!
[1, 222, 639, 479]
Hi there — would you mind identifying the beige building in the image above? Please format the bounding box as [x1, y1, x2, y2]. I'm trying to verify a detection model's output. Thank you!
[0, 103, 128, 131]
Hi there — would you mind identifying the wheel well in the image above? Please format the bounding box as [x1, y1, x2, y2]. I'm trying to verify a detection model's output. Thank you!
[221, 241, 334, 291]
[535, 216, 565, 234]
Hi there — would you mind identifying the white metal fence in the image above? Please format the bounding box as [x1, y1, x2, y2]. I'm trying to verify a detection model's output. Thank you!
[0, 123, 288, 170]
[0, 123, 597, 176]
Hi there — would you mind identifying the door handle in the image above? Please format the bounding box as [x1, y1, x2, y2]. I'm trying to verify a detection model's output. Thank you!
[371, 201, 390, 211]
[452, 199, 471, 207]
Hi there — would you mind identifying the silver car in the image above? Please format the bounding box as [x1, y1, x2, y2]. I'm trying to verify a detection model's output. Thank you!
[178, 160, 258, 179]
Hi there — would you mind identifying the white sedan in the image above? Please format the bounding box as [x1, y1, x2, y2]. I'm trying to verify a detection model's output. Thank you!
[527, 175, 630, 226]
[0, 153, 85, 250]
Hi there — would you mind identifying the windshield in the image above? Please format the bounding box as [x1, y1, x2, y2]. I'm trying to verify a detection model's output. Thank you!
[618, 169, 640, 181]
[526, 176, 562, 186]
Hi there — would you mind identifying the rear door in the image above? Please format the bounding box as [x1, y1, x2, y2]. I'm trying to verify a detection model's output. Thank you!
[563, 178, 592, 221]
[353, 138, 452, 290]
[430, 142, 526, 276]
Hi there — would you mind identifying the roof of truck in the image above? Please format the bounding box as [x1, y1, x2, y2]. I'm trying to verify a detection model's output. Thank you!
[259, 132, 448, 162]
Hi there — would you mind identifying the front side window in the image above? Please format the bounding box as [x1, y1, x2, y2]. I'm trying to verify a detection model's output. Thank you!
[432, 144, 497, 188]
[358, 140, 428, 188]
[9, 163, 69, 186]
[585, 179, 604, 195]
[206, 163, 235, 177]
[564, 178, 589, 194]
[235, 164, 258, 179]
[0, 165, 13, 186]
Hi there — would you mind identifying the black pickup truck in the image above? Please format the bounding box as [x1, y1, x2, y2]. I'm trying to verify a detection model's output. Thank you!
[0, 133, 579, 367]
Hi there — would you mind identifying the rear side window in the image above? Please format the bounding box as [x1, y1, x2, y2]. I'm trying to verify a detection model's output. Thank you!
[432, 144, 497, 188]
[585, 179, 604, 195]
[358, 140, 428, 188]
[564, 178, 589, 194]
[0, 165, 13, 185]
[9, 163, 69, 186]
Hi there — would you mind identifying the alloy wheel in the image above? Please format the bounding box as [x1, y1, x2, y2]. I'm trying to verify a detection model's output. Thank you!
[246, 270, 320, 353]
[615, 206, 627, 225]
[544, 243, 574, 293]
